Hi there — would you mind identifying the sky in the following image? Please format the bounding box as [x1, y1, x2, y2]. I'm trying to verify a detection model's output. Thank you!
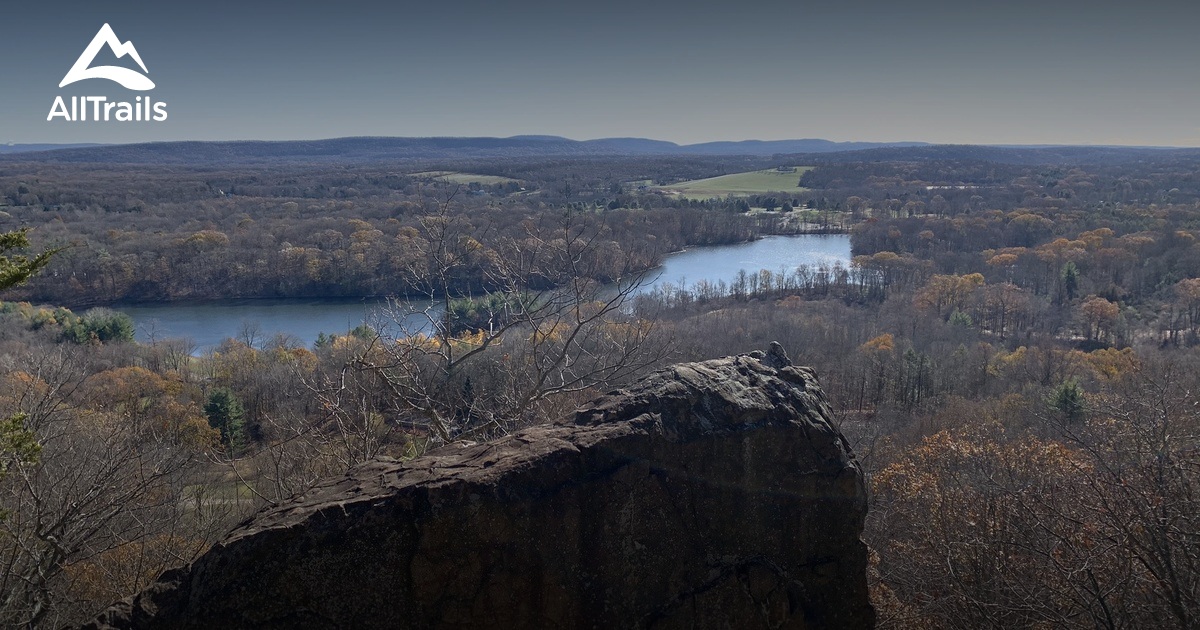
[2, 0, 1198, 146]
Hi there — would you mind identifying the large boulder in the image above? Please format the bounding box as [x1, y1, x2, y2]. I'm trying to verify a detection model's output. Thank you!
[84, 347, 874, 629]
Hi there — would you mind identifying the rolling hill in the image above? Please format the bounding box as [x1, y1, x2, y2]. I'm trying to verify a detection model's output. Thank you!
[0, 136, 929, 164]
[3, 136, 1198, 166]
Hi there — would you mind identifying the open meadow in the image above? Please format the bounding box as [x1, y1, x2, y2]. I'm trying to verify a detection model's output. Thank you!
[411, 170, 521, 186]
[653, 166, 812, 199]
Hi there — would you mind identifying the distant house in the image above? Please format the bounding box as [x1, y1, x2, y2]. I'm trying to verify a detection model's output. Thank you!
[776, 166, 797, 173]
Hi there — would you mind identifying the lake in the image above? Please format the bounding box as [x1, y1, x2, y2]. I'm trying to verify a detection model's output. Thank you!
[640, 233, 850, 292]
[117, 234, 851, 351]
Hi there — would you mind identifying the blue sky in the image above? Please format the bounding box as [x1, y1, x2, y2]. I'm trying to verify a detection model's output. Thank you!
[3, 0, 1198, 146]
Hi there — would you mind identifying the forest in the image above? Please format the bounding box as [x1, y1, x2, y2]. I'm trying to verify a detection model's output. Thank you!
[1, 146, 1199, 627]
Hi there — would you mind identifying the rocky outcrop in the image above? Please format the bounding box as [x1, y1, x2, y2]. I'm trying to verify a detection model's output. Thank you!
[84, 347, 874, 629]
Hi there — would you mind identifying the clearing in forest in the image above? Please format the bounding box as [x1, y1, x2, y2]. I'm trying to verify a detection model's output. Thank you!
[411, 171, 520, 186]
[654, 167, 812, 199]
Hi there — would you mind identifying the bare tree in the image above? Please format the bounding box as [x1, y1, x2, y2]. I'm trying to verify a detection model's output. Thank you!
[870, 355, 1200, 630]
[0, 346, 218, 627]
[1053, 357, 1200, 628]
[313, 202, 672, 460]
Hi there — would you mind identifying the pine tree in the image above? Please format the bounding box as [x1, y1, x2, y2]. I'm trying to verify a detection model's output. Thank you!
[1060, 261, 1080, 302]
[0, 230, 52, 488]
[0, 228, 55, 292]
[204, 388, 246, 450]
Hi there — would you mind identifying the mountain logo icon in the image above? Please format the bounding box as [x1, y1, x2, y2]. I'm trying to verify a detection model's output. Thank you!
[59, 23, 155, 91]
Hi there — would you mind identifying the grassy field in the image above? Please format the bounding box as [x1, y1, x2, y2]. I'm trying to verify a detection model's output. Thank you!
[411, 171, 520, 186]
[654, 167, 812, 199]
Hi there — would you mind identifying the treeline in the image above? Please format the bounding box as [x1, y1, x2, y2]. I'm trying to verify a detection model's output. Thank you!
[0, 162, 769, 306]
[798, 158, 1200, 217]
[0, 154, 772, 210]
[852, 208, 1200, 346]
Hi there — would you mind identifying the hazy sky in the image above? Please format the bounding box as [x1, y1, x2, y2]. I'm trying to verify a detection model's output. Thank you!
[3, 0, 1198, 146]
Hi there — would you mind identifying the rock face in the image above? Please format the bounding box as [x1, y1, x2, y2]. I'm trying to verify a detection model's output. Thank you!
[84, 350, 874, 629]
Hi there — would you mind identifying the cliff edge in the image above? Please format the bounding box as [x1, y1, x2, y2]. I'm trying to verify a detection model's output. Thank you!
[84, 346, 874, 629]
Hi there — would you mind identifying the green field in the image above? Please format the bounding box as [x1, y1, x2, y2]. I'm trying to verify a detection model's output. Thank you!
[411, 171, 520, 186]
[654, 167, 812, 199]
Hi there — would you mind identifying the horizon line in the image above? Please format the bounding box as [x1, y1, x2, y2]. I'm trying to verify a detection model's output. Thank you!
[4, 135, 1200, 151]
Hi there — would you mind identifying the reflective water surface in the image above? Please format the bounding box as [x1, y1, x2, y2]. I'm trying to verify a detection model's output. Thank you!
[117, 234, 851, 351]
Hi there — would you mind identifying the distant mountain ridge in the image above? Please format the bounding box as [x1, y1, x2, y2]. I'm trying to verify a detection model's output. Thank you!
[808, 144, 1200, 166]
[0, 143, 104, 154]
[2, 136, 1197, 165]
[576, 137, 929, 155]
[0, 136, 929, 164]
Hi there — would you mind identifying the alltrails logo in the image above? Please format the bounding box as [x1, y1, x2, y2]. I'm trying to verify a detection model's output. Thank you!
[47, 23, 168, 122]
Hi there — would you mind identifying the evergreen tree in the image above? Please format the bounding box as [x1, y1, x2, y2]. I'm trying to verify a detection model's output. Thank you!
[0, 230, 51, 496]
[1060, 261, 1080, 302]
[0, 228, 55, 292]
[204, 388, 246, 450]
[1052, 379, 1085, 422]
